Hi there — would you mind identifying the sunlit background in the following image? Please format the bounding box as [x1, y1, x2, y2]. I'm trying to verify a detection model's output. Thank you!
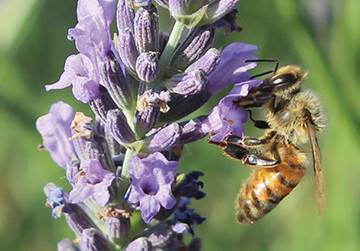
[0, 0, 359, 250]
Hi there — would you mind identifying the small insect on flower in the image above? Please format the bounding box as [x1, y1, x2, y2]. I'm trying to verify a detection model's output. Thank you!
[211, 64, 327, 224]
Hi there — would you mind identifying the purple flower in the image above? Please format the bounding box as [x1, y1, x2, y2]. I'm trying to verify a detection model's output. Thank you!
[207, 42, 258, 94]
[36, 102, 77, 168]
[203, 79, 262, 142]
[68, 0, 115, 64]
[69, 159, 115, 206]
[47, 0, 116, 103]
[127, 152, 177, 223]
[45, 54, 100, 103]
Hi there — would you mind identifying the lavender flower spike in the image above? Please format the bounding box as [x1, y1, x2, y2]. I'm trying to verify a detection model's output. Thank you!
[127, 152, 177, 223]
[36, 102, 76, 168]
[126, 237, 151, 251]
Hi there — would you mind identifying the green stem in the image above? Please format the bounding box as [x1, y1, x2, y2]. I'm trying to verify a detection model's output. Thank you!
[158, 21, 186, 79]
[121, 149, 134, 179]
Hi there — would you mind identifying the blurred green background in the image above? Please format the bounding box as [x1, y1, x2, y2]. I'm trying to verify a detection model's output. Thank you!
[0, 0, 359, 250]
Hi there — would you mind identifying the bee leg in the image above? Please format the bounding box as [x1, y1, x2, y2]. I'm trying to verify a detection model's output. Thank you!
[223, 144, 280, 167]
[225, 131, 276, 147]
[247, 110, 270, 129]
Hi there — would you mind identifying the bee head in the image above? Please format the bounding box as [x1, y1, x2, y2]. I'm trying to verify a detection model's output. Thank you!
[269, 65, 308, 98]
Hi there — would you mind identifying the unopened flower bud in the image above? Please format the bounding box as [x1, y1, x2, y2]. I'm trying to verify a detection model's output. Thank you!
[105, 216, 130, 241]
[117, 0, 135, 31]
[134, 6, 160, 53]
[186, 48, 220, 75]
[142, 123, 181, 153]
[117, 29, 139, 73]
[204, 0, 239, 24]
[160, 92, 211, 122]
[171, 27, 215, 71]
[100, 51, 133, 109]
[89, 86, 117, 124]
[166, 70, 207, 96]
[64, 204, 97, 237]
[80, 228, 110, 251]
[136, 52, 160, 83]
[107, 109, 135, 145]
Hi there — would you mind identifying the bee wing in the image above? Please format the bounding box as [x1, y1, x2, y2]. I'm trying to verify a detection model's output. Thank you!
[305, 113, 325, 214]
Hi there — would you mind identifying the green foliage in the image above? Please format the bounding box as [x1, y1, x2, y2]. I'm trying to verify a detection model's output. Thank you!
[1, 0, 359, 250]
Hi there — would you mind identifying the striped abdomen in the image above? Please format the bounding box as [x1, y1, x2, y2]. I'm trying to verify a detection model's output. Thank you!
[236, 161, 306, 224]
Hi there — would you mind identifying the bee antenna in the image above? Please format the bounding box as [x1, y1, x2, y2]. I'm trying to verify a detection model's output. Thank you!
[245, 58, 280, 79]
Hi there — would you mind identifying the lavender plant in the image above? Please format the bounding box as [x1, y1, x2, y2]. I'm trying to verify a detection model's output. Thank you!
[36, 0, 262, 250]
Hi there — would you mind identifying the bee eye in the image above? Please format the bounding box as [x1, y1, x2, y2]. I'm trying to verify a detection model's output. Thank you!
[272, 73, 298, 85]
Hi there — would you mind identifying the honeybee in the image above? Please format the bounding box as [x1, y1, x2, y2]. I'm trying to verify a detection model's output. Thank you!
[212, 64, 326, 224]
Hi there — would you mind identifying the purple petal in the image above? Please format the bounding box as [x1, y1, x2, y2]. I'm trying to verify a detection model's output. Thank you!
[36, 102, 76, 168]
[207, 42, 258, 94]
[139, 195, 161, 224]
[156, 185, 176, 209]
[46, 54, 99, 103]
[204, 79, 262, 142]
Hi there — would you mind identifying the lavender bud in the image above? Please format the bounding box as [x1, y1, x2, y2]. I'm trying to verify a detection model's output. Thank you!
[204, 0, 239, 24]
[160, 91, 211, 122]
[171, 26, 215, 71]
[117, 29, 139, 73]
[135, 105, 160, 137]
[100, 51, 133, 109]
[186, 48, 220, 75]
[105, 217, 130, 241]
[142, 123, 181, 153]
[166, 70, 207, 96]
[80, 228, 110, 251]
[178, 116, 208, 144]
[106, 109, 135, 145]
[134, 6, 160, 53]
[117, 0, 135, 31]
[135, 52, 160, 83]
[104, 123, 124, 156]
[89, 86, 117, 124]
[57, 238, 79, 251]
[154, 0, 169, 8]
[64, 204, 97, 237]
